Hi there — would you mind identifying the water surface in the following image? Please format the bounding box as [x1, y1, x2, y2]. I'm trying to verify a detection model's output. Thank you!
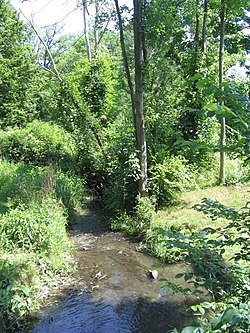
[29, 201, 195, 333]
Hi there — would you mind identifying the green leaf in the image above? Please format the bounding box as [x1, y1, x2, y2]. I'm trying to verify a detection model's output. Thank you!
[19, 285, 30, 296]
[198, 306, 205, 315]
[190, 73, 201, 81]
[175, 273, 184, 278]
[12, 294, 23, 303]
[207, 110, 215, 117]
[197, 79, 210, 89]
[232, 314, 243, 326]
[221, 308, 237, 324]
[203, 103, 218, 112]
[211, 316, 222, 329]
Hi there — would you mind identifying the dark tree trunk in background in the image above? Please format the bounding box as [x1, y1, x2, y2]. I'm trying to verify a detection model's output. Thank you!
[133, 0, 148, 196]
[201, 0, 208, 54]
[195, 0, 200, 54]
[94, 0, 99, 57]
[219, 0, 226, 184]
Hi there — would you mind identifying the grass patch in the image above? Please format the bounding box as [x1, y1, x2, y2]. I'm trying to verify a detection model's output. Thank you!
[154, 185, 250, 333]
[144, 183, 250, 262]
[152, 183, 250, 234]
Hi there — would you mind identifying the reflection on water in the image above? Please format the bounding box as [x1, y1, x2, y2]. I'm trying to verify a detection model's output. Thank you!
[29, 202, 194, 333]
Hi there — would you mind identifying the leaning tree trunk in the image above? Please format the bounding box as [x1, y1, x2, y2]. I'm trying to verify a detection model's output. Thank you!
[219, 0, 226, 184]
[133, 0, 148, 196]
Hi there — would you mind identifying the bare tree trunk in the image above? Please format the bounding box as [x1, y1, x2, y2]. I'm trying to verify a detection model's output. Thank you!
[94, 0, 99, 57]
[114, 0, 136, 130]
[219, 0, 226, 184]
[201, 0, 208, 54]
[133, 0, 148, 196]
[82, 0, 91, 61]
[141, 0, 148, 62]
[195, 0, 200, 54]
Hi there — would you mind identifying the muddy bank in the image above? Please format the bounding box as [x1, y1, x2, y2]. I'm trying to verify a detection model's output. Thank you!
[28, 200, 195, 333]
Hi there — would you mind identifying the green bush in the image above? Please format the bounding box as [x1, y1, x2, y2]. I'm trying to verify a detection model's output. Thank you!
[144, 230, 184, 263]
[0, 159, 84, 330]
[0, 120, 78, 170]
[0, 253, 36, 331]
[111, 196, 155, 235]
[111, 212, 139, 235]
[225, 158, 250, 184]
[148, 155, 197, 205]
[103, 152, 140, 211]
[0, 161, 45, 212]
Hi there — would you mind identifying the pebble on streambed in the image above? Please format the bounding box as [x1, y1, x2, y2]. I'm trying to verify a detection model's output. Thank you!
[148, 269, 159, 279]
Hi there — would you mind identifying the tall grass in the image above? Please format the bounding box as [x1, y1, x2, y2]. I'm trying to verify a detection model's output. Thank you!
[0, 160, 86, 331]
[0, 160, 86, 214]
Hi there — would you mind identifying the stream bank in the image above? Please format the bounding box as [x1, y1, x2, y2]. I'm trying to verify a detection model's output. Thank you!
[27, 199, 195, 333]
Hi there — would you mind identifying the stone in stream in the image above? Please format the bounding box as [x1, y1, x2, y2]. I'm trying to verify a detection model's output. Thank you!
[148, 269, 159, 279]
[93, 271, 107, 280]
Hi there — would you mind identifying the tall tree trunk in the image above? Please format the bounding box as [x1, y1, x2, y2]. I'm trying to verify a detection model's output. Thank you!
[141, 0, 148, 62]
[82, 0, 91, 61]
[114, 0, 136, 129]
[94, 0, 99, 57]
[201, 0, 208, 54]
[195, 0, 200, 54]
[133, 0, 148, 196]
[219, 0, 226, 184]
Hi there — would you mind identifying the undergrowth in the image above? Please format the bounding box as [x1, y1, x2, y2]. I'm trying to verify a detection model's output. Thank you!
[145, 185, 250, 333]
[0, 160, 86, 331]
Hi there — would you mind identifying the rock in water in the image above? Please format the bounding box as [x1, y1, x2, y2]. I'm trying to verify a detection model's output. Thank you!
[148, 269, 159, 279]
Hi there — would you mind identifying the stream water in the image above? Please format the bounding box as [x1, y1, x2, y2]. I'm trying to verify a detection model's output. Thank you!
[28, 200, 195, 333]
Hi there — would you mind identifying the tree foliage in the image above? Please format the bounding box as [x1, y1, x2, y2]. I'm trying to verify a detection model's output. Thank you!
[0, 0, 40, 128]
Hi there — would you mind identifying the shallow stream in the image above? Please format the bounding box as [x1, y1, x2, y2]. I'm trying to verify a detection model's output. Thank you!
[28, 200, 195, 333]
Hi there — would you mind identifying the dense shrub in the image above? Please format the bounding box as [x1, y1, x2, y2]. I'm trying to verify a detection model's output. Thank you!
[0, 253, 37, 331]
[103, 152, 140, 211]
[0, 159, 84, 331]
[111, 196, 155, 235]
[148, 155, 197, 206]
[0, 120, 78, 170]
